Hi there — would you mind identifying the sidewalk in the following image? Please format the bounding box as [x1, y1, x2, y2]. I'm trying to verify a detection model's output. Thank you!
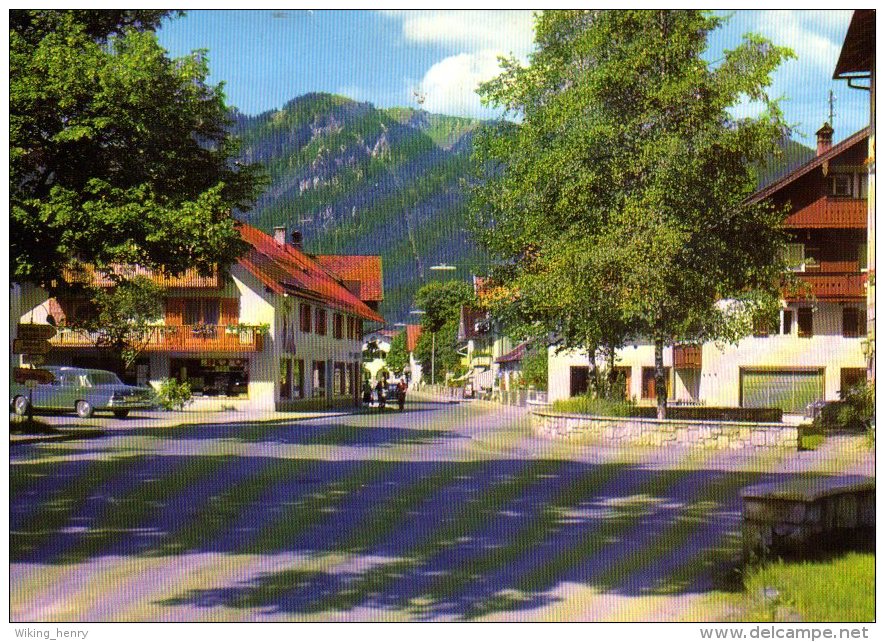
[9, 406, 362, 445]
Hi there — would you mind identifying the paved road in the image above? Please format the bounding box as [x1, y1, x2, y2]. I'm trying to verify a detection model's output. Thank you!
[9, 396, 873, 622]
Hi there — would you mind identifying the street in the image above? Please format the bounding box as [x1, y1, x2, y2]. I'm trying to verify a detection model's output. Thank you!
[10, 395, 873, 622]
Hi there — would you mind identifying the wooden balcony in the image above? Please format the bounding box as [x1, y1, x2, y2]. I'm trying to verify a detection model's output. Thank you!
[785, 272, 867, 301]
[50, 325, 263, 353]
[61, 265, 223, 289]
[673, 344, 702, 369]
[784, 197, 866, 229]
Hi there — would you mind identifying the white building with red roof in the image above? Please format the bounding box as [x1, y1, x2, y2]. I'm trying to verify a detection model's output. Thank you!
[17, 223, 385, 412]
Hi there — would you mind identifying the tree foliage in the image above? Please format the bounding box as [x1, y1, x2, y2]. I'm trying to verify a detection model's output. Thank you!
[472, 10, 794, 416]
[413, 280, 474, 382]
[69, 276, 165, 369]
[10, 10, 264, 287]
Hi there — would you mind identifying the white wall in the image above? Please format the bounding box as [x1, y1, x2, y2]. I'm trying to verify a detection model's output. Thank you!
[548, 302, 866, 407]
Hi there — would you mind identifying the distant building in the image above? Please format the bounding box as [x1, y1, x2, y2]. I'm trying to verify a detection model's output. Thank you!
[17, 223, 384, 411]
[362, 327, 398, 382]
[457, 276, 514, 393]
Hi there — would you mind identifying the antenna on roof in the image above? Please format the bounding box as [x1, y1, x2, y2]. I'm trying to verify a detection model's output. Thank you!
[828, 89, 836, 127]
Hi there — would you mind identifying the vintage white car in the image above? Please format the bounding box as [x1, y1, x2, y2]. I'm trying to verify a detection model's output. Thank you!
[11, 367, 154, 418]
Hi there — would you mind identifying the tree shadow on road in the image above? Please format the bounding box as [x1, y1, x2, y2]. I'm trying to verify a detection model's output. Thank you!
[12, 446, 864, 620]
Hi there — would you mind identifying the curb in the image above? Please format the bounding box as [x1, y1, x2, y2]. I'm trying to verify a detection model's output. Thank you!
[11, 429, 106, 446]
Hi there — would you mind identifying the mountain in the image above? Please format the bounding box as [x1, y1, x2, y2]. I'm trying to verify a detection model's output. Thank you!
[232, 93, 489, 323]
[757, 138, 815, 187]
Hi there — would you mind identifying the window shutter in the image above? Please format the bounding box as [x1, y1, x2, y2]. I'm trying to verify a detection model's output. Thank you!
[165, 298, 184, 326]
[221, 298, 240, 325]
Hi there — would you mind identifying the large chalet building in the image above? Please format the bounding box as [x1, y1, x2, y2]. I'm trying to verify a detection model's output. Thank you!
[549, 126, 870, 414]
[16, 223, 384, 411]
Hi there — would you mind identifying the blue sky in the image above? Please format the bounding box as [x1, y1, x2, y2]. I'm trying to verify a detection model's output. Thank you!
[157, 9, 869, 147]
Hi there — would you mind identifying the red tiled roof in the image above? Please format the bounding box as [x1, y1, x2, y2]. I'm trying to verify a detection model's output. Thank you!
[747, 127, 870, 204]
[237, 223, 385, 323]
[313, 255, 384, 302]
[496, 341, 530, 364]
[406, 324, 423, 353]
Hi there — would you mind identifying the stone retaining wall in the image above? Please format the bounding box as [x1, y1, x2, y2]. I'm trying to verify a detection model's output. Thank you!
[530, 410, 798, 449]
[742, 476, 875, 556]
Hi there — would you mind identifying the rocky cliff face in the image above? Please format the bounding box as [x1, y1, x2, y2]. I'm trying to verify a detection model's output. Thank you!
[233, 93, 488, 323]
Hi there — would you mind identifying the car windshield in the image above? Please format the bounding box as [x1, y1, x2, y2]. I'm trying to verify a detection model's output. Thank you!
[87, 372, 123, 386]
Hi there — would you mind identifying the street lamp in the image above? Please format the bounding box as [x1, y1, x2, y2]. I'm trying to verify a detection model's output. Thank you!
[409, 308, 437, 385]
[429, 263, 456, 271]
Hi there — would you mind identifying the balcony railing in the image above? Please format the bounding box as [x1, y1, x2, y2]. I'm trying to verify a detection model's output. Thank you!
[786, 272, 867, 300]
[50, 325, 263, 353]
[784, 197, 866, 229]
[673, 344, 702, 369]
[61, 265, 222, 289]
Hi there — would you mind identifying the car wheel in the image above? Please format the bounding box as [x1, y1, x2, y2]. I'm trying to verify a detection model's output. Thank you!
[112, 410, 130, 419]
[75, 400, 94, 418]
[13, 396, 30, 416]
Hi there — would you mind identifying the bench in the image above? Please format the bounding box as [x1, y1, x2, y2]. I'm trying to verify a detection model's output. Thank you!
[742, 475, 875, 557]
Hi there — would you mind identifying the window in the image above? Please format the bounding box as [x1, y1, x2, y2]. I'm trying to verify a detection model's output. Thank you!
[333, 313, 344, 339]
[842, 307, 865, 338]
[280, 358, 292, 400]
[334, 362, 347, 395]
[797, 307, 813, 338]
[315, 308, 327, 335]
[840, 368, 867, 394]
[171, 358, 249, 397]
[782, 243, 805, 270]
[184, 299, 220, 326]
[829, 171, 868, 199]
[312, 361, 326, 398]
[293, 360, 304, 399]
[830, 174, 853, 197]
[782, 309, 793, 335]
[300, 303, 312, 333]
[641, 367, 672, 400]
[356, 319, 363, 339]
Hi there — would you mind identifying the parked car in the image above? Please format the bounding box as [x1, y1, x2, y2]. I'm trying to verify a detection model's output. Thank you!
[11, 367, 154, 418]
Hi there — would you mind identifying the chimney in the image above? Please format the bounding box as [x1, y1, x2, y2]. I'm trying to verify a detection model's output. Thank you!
[291, 229, 303, 250]
[273, 226, 287, 246]
[816, 122, 834, 156]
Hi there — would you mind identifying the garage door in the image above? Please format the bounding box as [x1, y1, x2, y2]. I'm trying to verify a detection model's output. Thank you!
[740, 370, 824, 413]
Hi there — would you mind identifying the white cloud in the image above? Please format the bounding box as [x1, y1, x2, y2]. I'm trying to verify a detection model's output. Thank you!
[383, 10, 535, 56]
[754, 10, 847, 71]
[382, 10, 534, 118]
[418, 50, 506, 118]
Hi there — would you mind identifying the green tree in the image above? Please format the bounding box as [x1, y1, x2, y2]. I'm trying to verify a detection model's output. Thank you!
[385, 331, 410, 376]
[413, 280, 473, 383]
[69, 276, 165, 369]
[10, 10, 264, 288]
[473, 10, 793, 417]
[520, 344, 549, 391]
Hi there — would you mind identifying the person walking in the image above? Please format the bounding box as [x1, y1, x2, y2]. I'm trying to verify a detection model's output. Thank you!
[362, 379, 373, 407]
[375, 379, 386, 410]
[396, 378, 407, 410]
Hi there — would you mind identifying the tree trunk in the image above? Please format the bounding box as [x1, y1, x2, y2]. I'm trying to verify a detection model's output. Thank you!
[654, 337, 667, 419]
[587, 347, 600, 397]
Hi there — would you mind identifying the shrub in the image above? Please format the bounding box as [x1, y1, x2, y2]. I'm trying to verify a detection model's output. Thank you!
[813, 380, 874, 433]
[154, 378, 193, 411]
[551, 395, 636, 417]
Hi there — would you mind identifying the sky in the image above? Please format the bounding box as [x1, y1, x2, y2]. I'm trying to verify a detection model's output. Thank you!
[156, 9, 870, 147]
